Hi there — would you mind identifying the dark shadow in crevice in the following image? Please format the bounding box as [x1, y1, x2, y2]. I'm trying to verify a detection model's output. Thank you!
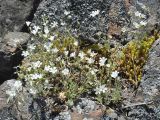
[0, 0, 42, 85]
[0, 49, 24, 85]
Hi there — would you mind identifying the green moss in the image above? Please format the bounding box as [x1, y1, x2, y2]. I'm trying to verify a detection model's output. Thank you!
[116, 33, 159, 86]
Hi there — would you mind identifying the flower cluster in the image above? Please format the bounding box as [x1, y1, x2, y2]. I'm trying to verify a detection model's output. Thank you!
[15, 17, 122, 107]
[18, 31, 121, 104]
[95, 84, 108, 95]
[90, 10, 100, 17]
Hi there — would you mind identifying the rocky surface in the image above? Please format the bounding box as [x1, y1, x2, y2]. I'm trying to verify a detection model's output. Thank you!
[0, 32, 30, 84]
[0, 0, 160, 120]
[140, 38, 160, 102]
[0, 79, 18, 120]
[32, 0, 160, 44]
[0, 0, 41, 38]
[0, 0, 42, 83]
[0, 81, 118, 120]
[0, 107, 17, 120]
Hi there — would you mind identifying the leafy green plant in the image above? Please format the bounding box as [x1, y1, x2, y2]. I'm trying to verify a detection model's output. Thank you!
[16, 31, 122, 110]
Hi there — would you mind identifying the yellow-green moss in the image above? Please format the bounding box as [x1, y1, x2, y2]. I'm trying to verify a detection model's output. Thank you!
[116, 33, 159, 86]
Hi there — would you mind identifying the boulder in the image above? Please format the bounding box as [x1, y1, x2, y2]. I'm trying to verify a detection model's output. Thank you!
[32, 0, 160, 44]
[140, 38, 160, 103]
[0, 32, 30, 84]
[0, 79, 18, 120]
[0, 0, 41, 38]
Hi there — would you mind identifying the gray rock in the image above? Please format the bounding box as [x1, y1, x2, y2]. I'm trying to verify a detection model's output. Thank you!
[0, 0, 41, 38]
[32, 0, 127, 43]
[126, 0, 160, 41]
[2, 32, 30, 52]
[75, 98, 97, 114]
[0, 79, 18, 120]
[127, 106, 159, 120]
[0, 79, 15, 110]
[54, 111, 71, 120]
[118, 116, 126, 120]
[32, 0, 160, 44]
[0, 107, 17, 120]
[0, 32, 30, 83]
[0, 79, 49, 120]
[140, 38, 160, 103]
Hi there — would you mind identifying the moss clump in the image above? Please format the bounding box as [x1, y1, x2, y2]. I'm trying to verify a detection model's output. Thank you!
[116, 33, 159, 86]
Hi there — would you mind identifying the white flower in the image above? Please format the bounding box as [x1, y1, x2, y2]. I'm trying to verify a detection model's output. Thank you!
[95, 85, 108, 95]
[49, 35, 55, 41]
[98, 43, 103, 49]
[73, 41, 78, 46]
[21, 51, 29, 57]
[44, 66, 51, 71]
[56, 57, 61, 61]
[90, 10, 100, 17]
[50, 67, 58, 74]
[90, 69, 98, 75]
[43, 20, 49, 26]
[34, 26, 40, 31]
[64, 10, 70, 15]
[32, 61, 42, 69]
[135, 11, 142, 17]
[61, 22, 66, 26]
[121, 27, 127, 32]
[106, 64, 111, 68]
[86, 58, 94, 64]
[140, 14, 146, 19]
[31, 26, 40, 35]
[78, 52, 85, 59]
[28, 44, 36, 51]
[44, 66, 57, 74]
[29, 88, 37, 95]
[111, 71, 119, 78]
[133, 22, 140, 28]
[70, 52, 76, 57]
[43, 34, 48, 38]
[27, 67, 32, 71]
[14, 81, 22, 90]
[44, 26, 49, 34]
[26, 21, 31, 26]
[140, 21, 147, 26]
[51, 21, 58, 28]
[135, 11, 146, 18]
[62, 68, 69, 75]
[99, 57, 107, 66]
[61, 59, 66, 64]
[52, 48, 59, 53]
[44, 42, 52, 52]
[90, 51, 97, 57]
[68, 15, 72, 18]
[6, 90, 16, 97]
[30, 73, 43, 80]
[64, 51, 69, 56]
[90, 70, 95, 75]
[44, 80, 53, 89]
[87, 49, 92, 54]
[31, 30, 37, 35]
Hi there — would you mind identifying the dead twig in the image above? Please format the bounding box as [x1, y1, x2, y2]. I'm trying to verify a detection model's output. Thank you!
[122, 101, 153, 109]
